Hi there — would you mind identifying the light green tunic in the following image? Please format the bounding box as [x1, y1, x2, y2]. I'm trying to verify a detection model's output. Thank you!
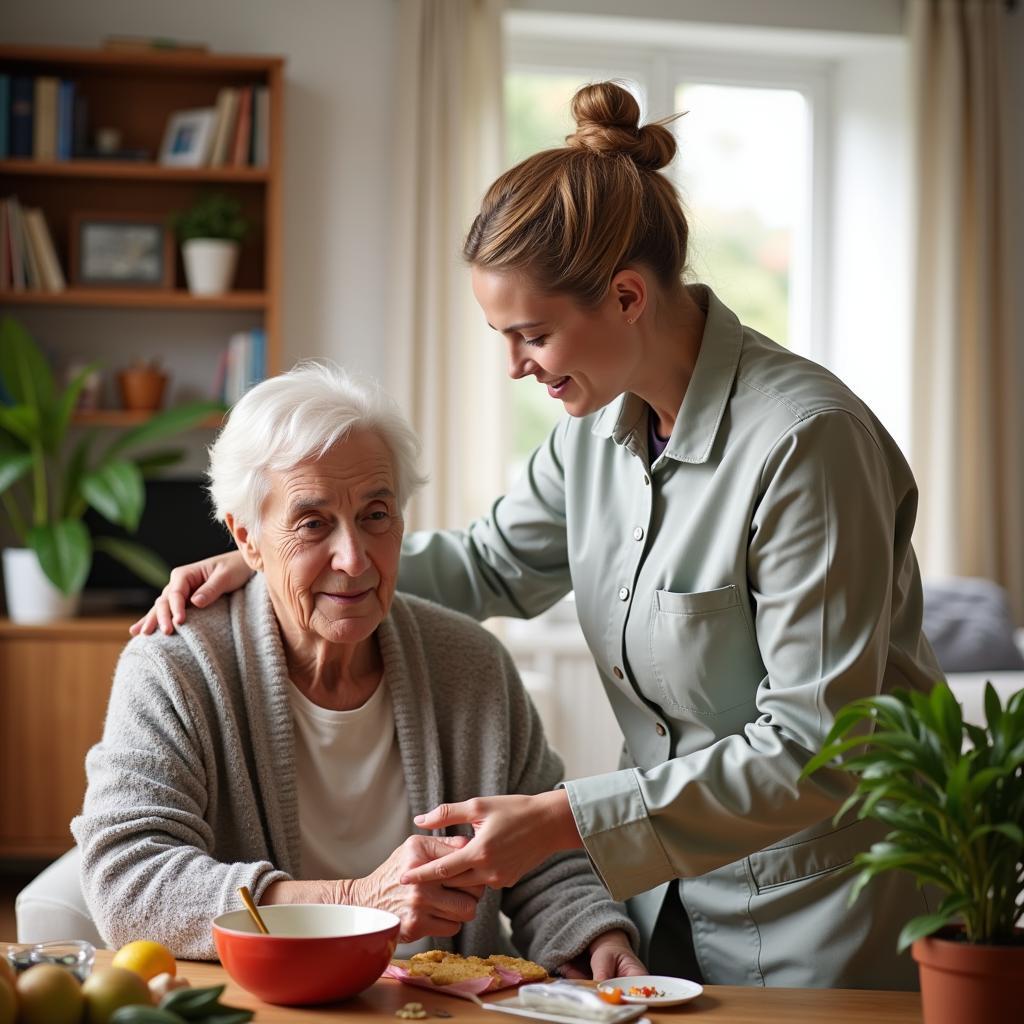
[400, 286, 941, 988]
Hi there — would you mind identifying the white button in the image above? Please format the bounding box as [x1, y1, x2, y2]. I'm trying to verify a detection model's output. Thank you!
[633, 527, 644, 541]
[618, 587, 630, 601]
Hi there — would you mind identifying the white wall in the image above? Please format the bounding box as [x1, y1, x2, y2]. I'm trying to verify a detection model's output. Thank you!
[2, 0, 399, 381]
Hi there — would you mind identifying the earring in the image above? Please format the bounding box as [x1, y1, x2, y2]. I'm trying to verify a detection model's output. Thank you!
[626, 316, 637, 325]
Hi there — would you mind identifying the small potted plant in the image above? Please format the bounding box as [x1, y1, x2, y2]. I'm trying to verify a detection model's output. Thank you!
[802, 683, 1023, 1023]
[0, 317, 221, 623]
[172, 192, 249, 296]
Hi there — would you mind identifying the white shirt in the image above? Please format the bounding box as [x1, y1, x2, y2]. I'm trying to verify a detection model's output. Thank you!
[288, 677, 413, 882]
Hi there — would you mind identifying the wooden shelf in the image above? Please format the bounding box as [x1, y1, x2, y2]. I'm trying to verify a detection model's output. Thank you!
[0, 158, 269, 182]
[0, 288, 268, 310]
[72, 410, 225, 428]
[0, 43, 284, 75]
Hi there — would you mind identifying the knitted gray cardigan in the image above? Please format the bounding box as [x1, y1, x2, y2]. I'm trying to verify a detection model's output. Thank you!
[71, 575, 636, 964]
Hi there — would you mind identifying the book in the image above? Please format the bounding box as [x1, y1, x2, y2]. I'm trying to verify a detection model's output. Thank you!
[24, 208, 66, 292]
[33, 77, 59, 161]
[6, 198, 31, 290]
[252, 86, 270, 167]
[231, 86, 253, 167]
[10, 76, 34, 158]
[0, 202, 9, 289]
[56, 80, 76, 161]
[209, 87, 240, 167]
[0, 75, 9, 159]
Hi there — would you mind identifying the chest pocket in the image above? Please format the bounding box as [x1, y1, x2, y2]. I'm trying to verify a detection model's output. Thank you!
[649, 585, 764, 715]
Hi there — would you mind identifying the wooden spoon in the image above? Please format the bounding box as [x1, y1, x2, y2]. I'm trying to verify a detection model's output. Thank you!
[237, 885, 271, 935]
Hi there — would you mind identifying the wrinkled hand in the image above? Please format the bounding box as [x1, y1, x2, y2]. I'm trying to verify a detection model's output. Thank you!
[558, 930, 648, 982]
[400, 791, 581, 890]
[350, 835, 486, 943]
[129, 551, 252, 636]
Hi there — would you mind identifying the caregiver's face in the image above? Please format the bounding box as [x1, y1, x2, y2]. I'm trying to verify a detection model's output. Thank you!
[471, 266, 636, 418]
[253, 430, 403, 647]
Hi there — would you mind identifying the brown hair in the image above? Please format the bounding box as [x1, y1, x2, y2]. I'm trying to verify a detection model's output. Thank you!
[463, 81, 689, 306]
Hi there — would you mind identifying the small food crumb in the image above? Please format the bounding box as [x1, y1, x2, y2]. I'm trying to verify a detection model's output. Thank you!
[396, 1001, 429, 1019]
[627, 985, 665, 998]
[597, 987, 624, 1004]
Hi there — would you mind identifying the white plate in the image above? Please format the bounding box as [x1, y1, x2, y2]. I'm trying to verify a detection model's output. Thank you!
[598, 975, 704, 1007]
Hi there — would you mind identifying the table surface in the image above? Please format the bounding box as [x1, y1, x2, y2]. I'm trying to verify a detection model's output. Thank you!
[89, 951, 922, 1024]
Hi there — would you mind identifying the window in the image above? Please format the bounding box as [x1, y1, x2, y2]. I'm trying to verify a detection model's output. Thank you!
[497, 12, 911, 779]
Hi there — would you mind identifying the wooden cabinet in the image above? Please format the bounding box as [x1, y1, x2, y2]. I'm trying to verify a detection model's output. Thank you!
[0, 43, 285, 404]
[0, 617, 130, 859]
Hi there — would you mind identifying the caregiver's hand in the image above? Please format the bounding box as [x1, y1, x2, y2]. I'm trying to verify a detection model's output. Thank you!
[559, 930, 648, 982]
[129, 551, 252, 636]
[401, 791, 583, 889]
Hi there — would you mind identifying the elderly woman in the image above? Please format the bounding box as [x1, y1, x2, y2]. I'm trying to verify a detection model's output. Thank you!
[71, 362, 641, 974]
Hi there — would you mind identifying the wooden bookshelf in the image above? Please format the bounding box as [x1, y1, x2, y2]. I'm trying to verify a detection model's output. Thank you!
[0, 42, 285, 388]
[0, 287, 269, 310]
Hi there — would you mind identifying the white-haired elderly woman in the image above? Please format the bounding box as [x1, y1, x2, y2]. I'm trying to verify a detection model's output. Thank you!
[72, 363, 643, 975]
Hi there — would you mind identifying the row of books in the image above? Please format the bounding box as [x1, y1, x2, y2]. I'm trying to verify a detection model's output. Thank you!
[0, 75, 83, 161]
[206, 86, 270, 169]
[215, 329, 267, 404]
[0, 196, 65, 292]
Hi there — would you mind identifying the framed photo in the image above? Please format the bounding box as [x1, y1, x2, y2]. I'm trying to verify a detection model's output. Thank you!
[69, 212, 175, 289]
[158, 107, 217, 167]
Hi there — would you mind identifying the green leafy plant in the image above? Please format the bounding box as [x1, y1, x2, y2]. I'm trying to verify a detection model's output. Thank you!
[802, 683, 1024, 951]
[172, 192, 249, 243]
[0, 316, 222, 594]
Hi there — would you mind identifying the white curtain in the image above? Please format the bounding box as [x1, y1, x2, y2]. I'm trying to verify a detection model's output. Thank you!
[387, 0, 508, 531]
[908, 0, 1023, 620]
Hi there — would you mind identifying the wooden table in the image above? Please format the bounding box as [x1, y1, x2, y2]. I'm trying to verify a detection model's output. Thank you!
[91, 951, 923, 1023]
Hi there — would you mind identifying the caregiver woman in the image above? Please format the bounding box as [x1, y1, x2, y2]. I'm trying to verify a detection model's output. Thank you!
[133, 82, 941, 989]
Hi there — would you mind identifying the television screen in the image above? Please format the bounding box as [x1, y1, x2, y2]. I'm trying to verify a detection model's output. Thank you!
[83, 477, 235, 611]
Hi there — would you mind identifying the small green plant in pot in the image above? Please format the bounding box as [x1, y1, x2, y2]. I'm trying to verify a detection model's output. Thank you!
[0, 317, 221, 622]
[802, 683, 1023, 1023]
[173, 192, 250, 296]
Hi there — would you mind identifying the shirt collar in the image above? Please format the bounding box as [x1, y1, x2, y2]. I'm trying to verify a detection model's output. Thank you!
[590, 285, 744, 465]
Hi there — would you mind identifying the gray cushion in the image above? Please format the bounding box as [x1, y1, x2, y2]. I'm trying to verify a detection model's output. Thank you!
[922, 577, 1024, 673]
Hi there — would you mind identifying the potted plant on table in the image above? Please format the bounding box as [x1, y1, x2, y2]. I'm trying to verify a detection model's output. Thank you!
[0, 317, 221, 623]
[172, 192, 249, 296]
[802, 682, 1023, 1024]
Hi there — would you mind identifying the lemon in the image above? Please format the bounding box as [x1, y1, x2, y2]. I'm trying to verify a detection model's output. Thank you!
[16, 963, 84, 1024]
[81, 967, 151, 1024]
[110, 940, 176, 982]
[0, 976, 16, 1024]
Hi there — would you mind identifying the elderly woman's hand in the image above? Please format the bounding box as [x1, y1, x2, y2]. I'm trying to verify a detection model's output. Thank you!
[558, 930, 648, 981]
[129, 551, 252, 636]
[349, 835, 486, 942]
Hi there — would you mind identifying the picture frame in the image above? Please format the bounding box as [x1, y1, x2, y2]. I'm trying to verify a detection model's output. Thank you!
[69, 211, 175, 289]
[158, 107, 218, 167]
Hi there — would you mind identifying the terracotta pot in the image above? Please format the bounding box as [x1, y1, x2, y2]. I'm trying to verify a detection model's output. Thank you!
[912, 927, 1024, 1024]
[118, 367, 167, 411]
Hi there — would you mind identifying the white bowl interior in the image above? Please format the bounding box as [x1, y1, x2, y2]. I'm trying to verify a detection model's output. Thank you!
[214, 903, 399, 938]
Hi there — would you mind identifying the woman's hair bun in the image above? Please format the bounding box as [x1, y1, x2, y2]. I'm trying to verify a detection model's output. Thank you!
[566, 81, 676, 171]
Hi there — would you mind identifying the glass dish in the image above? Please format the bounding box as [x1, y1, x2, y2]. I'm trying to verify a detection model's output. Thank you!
[28, 939, 96, 981]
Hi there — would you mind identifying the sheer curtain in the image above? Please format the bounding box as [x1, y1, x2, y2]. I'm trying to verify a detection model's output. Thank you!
[387, 0, 507, 531]
[908, 0, 1023, 619]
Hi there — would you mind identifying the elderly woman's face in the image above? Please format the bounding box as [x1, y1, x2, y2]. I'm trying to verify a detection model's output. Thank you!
[247, 430, 403, 647]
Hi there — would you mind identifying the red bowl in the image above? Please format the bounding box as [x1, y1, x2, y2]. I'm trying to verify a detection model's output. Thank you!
[212, 904, 400, 1006]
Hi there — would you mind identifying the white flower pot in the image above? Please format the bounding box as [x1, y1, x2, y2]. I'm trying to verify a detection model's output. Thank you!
[182, 238, 240, 296]
[2, 548, 80, 624]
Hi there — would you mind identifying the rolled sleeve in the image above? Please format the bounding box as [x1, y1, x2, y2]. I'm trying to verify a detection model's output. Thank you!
[564, 769, 676, 901]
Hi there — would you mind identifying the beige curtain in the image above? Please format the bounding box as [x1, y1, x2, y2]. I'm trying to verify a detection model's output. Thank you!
[387, 0, 508, 531]
[908, 0, 1023, 620]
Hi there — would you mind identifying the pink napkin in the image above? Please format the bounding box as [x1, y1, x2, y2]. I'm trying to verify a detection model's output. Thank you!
[383, 962, 526, 1001]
